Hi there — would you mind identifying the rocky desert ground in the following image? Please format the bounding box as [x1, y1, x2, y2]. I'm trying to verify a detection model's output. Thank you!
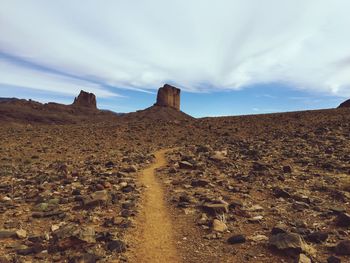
[0, 85, 350, 263]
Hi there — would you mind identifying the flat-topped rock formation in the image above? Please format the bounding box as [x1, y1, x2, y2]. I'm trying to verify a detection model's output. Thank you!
[122, 84, 192, 121]
[154, 84, 180, 111]
[72, 90, 97, 109]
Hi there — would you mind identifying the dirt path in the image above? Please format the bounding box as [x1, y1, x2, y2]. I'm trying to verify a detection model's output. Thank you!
[127, 149, 181, 263]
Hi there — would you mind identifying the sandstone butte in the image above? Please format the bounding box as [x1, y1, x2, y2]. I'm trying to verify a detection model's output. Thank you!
[154, 84, 181, 111]
[72, 90, 97, 109]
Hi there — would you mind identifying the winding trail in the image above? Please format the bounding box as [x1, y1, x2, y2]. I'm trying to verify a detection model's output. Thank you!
[128, 149, 181, 263]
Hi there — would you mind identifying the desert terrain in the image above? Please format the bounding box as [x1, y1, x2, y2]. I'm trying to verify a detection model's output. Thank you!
[0, 85, 349, 263]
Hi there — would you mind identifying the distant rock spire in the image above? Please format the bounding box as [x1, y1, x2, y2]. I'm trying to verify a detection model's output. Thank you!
[154, 84, 181, 111]
[72, 90, 97, 109]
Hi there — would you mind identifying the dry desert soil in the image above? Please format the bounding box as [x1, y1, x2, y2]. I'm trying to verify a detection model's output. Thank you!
[0, 101, 350, 263]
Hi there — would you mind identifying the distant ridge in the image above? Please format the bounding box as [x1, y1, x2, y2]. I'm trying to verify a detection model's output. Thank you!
[0, 90, 118, 124]
[338, 98, 350, 108]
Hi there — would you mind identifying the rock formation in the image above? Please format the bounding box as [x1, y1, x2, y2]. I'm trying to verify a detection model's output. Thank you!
[154, 84, 180, 111]
[72, 90, 97, 109]
[338, 99, 350, 108]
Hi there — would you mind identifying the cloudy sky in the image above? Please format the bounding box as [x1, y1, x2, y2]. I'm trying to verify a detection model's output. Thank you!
[1, 0, 349, 116]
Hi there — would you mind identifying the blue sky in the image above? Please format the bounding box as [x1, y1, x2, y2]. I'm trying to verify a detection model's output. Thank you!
[0, 0, 350, 117]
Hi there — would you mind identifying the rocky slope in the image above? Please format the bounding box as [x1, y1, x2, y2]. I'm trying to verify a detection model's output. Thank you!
[0, 87, 349, 262]
[338, 99, 350, 108]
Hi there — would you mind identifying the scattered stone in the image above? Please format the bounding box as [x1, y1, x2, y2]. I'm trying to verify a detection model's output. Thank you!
[273, 187, 291, 198]
[335, 240, 350, 255]
[227, 234, 246, 244]
[122, 165, 137, 173]
[83, 190, 109, 208]
[32, 210, 65, 218]
[307, 231, 328, 243]
[16, 245, 36, 255]
[336, 212, 350, 227]
[16, 229, 27, 239]
[107, 240, 126, 253]
[202, 203, 229, 215]
[249, 234, 268, 242]
[271, 224, 289, 235]
[191, 179, 209, 187]
[212, 219, 227, 232]
[296, 253, 311, 263]
[269, 232, 315, 256]
[209, 151, 227, 162]
[0, 230, 17, 239]
[327, 255, 341, 263]
[52, 224, 96, 249]
[179, 161, 194, 169]
[283, 165, 293, 173]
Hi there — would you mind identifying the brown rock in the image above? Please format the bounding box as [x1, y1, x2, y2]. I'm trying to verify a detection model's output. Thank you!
[338, 99, 350, 108]
[212, 219, 227, 232]
[154, 84, 180, 110]
[72, 90, 97, 109]
[335, 240, 350, 255]
[269, 232, 315, 256]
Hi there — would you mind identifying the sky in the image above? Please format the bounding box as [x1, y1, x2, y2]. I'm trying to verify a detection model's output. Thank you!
[0, 0, 349, 117]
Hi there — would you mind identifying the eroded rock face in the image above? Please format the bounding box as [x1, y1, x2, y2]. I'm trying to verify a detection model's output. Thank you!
[155, 84, 180, 111]
[72, 90, 97, 109]
[338, 99, 350, 108]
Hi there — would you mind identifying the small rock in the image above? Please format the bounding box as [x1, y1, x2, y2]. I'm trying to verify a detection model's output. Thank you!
[209, 151, 227, 162]
[179, 161, 194, 169]
[212, 219, 227, 232]
[271, 224, 288, 235]
[327, 255, 341, 263]
[296, 254, 311, 263]
[83, 190, 109, 208]
[273, 187, 291, 198]
[307, 231, 328, 243]
[336, 212, 350, 227]
[191, 179, 209, 187]
[105, 161, 114, 168]
[269, 232, 315, 256]
[283, 165, 293, 173]
[107, 240, 126, 253]
[249, 234, 268, 242]
[122, 165, 137, 173]
[16, 229, 27, 239]
[16, 245, 39, 255]
[335, 240, 350, 255]
[248, 215, 263, 223]
[0, 230, 17, 239]
[227, 234, 246, 244]
[202, 203, 229, 215]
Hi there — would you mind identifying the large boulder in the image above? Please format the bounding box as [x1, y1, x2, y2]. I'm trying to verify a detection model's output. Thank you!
[154, 84, 181, 111]
[72, 90, 97, 109]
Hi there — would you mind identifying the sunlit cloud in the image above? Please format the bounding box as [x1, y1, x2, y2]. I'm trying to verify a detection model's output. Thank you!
[1, 0, 350, 97]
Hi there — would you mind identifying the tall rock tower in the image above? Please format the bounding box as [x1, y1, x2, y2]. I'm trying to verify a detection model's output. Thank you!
[72, 90, 97, 109]
[154, 84, 181, 111]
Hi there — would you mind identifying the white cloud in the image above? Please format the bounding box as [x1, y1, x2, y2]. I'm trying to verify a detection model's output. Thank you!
[1, 0, 350, 97]
[0, 60, 120, 98]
